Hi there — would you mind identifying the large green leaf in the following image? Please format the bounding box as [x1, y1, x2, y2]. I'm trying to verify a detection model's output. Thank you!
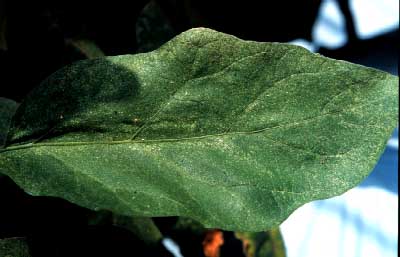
[0, 28, 398, 231]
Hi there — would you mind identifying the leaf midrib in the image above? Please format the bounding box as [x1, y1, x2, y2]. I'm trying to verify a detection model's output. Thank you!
[1, 110, 344, 153]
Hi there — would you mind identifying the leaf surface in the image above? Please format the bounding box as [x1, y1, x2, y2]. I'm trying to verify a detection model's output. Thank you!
[0, 28, 398, 231]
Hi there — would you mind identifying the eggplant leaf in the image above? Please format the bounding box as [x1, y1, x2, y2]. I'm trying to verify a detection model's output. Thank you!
[0, 28, 398, 231]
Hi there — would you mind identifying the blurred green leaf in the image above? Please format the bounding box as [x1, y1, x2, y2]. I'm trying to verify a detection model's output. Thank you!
[136, 0, 176, 53]
[113, 216, 163, 246]
[235, 229, 285, 257]
[0, 238, 30, 257]
[66, 39, 105, 59]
